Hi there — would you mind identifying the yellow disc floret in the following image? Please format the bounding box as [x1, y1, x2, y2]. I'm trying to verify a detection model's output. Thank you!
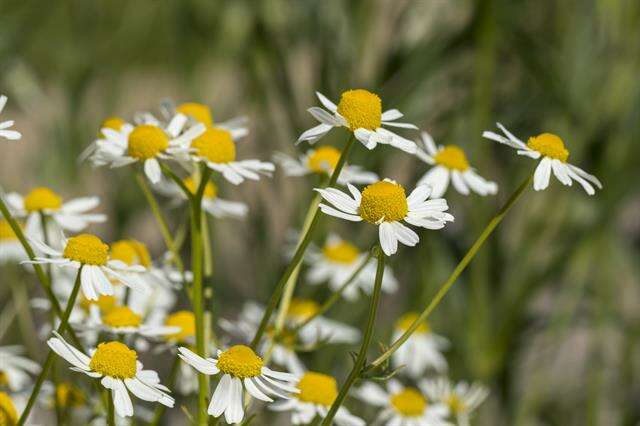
[63, 234, 109, 266]
[216, 345, 263, 379]
[164, 311, 195, 343]
[359, 181, 408, 223]
[307, 146, 341, 174]
[99, 116, 126, 136]
[434, 145, 470, 171]
[296, 372, 338, 406]
[527, 133, 569, 162]
[337, 89, 382, 131]
[286, 299, 320, 322]
[127, 125, 169, 160]
[80, 294, 116, 314]
[55, 382, 85, 408]
[322, 240, 360, 264]
[176, 102, 213, 127]
[109, 239, 151, 267]
[0, 220, 20, 241]
[102, 306, 142, 329]
[0, 392, 18, 426]
[395, 312, 430, 334]
[183, 177, 218, 199]
[89, 341, 137, 379]
[390, 388, 427, 417]
[23, 187, 63, 212]
[191, 128, 236, 164]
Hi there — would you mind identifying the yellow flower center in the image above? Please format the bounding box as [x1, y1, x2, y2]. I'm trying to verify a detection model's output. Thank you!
[164, 311, 195, 343]
[102, 306, 142, 329]
[526, 133, 569, 162]
[395, 312, 430, 334]
[176, 102, 213, 127]
[216, 345, 263, 379]
[306, 146, 341, 174]
[80, 294, 116, 314]
[359, 181, 408, 223]
[191, 127, 236, 164]
[89, 341, 137, 379]
[127, 125, 169, 160]
[296, 372, 338, 406]
[0, 220, 19, 241]
[434, 145, 470, 171]
[55, 382, 85, 408]
[322, 240, 360, 264]
[63, 234, 109, 266]
[336, 89, 382, 131]
[390, 388, 427, 417]
[183, 177, 218, 199]
[99, 116, 126, 137]
[24, 187, 63, 212]
[0, 392, 17, 426]
[446, 394, 466, 414]
[286, 299, 320, 322]
[109, 239, 151, 267]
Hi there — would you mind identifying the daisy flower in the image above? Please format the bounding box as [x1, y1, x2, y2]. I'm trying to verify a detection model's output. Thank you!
[315, 179, 454, 256]
[171, 125, 274, 185]
[482, 123, 602, 195]
[0, 346, 41, 392]
[154, 175, 248, 219]
[420, 378, 489, 426]
[0, 391, 19, 425]
[174, 101, 249, 139]
[47, 332, 174, 418]
[25, 233, 149, 300]
[298, 90, 418, 154]
[391, 312, 448, 377]
[0, 95, 21, 141]
[270, 371, 364, 426]
[0, 219, 26, 263]
[108, 239, 176, 290]
[305, 233, 398, 301]
[77, 304, 180, 339]
[220, 301, 360, 375]
[356, 379, 451, 426]
[273, 146, 378, 185]
[415, 132, 498, 197]
[178, 345, 298, 424]
[78, 116, 134, 163]
[92, 113, 205, 184]
[3, 187, 107, 234]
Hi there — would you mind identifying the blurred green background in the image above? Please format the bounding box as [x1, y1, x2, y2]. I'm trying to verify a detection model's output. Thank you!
[1, 0, 639, 424]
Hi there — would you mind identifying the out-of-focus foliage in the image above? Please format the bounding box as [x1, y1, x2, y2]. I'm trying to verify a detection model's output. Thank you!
[1, 0, 639, 424]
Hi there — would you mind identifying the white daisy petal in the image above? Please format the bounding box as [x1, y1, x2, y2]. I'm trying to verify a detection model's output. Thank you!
[533, 157, 552, 191]
[379, 222, 398, 256]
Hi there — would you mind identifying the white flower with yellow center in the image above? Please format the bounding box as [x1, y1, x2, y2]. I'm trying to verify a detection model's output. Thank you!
[25, 233, 149, 300]
[0, 346, 41, 392]
[0, 391, 19, 425]
[391, 312, 448, 377]
[4, 187, 107, 234]
[305, 233, 398, 301]
[315, 179, 454, 256]
[154, 175, 248, 219]
[79, 116, 135, 163]
[172, 126, 275, 185]
[178, 344, 298, 424]
[270, 371, 365, 426]
[220, 301, 359, 375]
[420, 378, 488, 426]
[0, 95, 21, 141]
[416, 132, 498, 197]
[273, 146, 378, 185]
[78, 305, 180, 339]
[175, 101, 249, 139]
[0, 219, 26, 262]
[483, 123, 602, 195]
[47, 332, 174, 418]
[356, 380, 451, 426]
[298, 90, 418, 154]
[92, 113, 205, 184]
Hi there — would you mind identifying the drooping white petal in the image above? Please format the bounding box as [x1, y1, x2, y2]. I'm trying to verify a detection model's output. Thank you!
[144, 159, 162, 184]
[533, 157, 552, 191]
[177, 347, 220, 375]
[379, 222, 398, 256]
[209, 374, 232, 417]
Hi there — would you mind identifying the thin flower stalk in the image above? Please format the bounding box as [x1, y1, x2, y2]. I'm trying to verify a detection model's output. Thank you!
[321, 246, 385, 425]
[250, 134, 356, 349]
[364, 172, 533, 373]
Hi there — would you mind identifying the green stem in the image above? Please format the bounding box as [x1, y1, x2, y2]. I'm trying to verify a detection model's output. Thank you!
[321, 247, 385, 426]
[17, 268, 84, 426]
[150, 354, 180, 426]
[135, 171, 185, 274]
[290, 248, 374, 335]
[107, 393, 115, 426]
[364, 172, 533, 373]
[250, 134, 356, 349]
